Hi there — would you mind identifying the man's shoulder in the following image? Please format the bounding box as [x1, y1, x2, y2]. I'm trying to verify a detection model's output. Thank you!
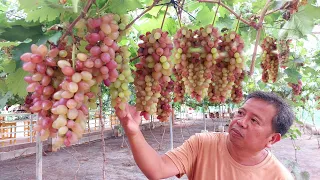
[192, 132, 227, 145]
[266, 153, 294, 179]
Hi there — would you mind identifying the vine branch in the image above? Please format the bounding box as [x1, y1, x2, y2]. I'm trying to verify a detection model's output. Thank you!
[249, 0, 272, 76]
[124, 0, 161, 31]
[58, 0, 95, 45]
[198, 0, 253, 28]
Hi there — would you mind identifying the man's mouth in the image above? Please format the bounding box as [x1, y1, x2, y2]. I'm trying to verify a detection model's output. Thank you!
[231, 128, 243, 137]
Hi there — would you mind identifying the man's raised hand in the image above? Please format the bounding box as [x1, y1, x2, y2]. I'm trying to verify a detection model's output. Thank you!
[115, 103, 142, 137]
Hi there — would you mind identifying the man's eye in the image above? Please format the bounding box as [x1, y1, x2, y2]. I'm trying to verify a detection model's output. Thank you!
[237, 111, 243, 115]
[251, 119, 258, 124]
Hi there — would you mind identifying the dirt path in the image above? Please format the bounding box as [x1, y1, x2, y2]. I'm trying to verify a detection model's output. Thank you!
[0, 118, 319, 180]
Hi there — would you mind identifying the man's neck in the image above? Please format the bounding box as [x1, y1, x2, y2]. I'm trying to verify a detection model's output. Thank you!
[226, 136, 268, 166]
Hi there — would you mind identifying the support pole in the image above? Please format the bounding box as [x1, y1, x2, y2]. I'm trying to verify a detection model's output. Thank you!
[36, 114, 42, 180]
[169, 104, 174, 150]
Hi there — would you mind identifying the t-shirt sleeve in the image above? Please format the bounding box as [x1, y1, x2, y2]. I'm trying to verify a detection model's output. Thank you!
[165, 134, 201, 178]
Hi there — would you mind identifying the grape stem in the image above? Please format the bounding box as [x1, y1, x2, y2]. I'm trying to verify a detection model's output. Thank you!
[179, 0, 186, 22]
[58, 0, 95, 45]
[212, 0, 220, 26]
[198, 0, 253, 28]
[249, 0, 272, 76]
[123, 0, 161, 31]
[130, 55, 142, 62]
[161, 3, 170, 30]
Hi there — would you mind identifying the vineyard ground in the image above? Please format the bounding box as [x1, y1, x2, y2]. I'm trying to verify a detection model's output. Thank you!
[0, 118, 319, 180]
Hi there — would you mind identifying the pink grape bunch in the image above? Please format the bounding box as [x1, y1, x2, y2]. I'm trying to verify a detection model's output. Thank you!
[208, 31, 245, 103]
[173, 25, 220, 102]
[134, 28, 174, 121]
[260, 36, 279, 83]
[288, 79, 302, 96]
[278, 39, 291, 67]
[109, 46, 134, 112]
[20, 13, 129, 151]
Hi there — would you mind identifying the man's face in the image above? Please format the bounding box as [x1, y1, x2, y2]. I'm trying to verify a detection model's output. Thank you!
[228, 98, 278, 152]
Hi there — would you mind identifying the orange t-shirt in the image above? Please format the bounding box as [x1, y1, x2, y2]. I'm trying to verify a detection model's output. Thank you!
[166, 133, 293, 180]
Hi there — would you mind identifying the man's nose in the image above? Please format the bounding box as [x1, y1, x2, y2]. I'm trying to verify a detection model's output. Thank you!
[236, 117, 248, 128]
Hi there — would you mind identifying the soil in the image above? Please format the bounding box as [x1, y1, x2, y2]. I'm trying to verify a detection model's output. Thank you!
[0, 118, 319, 180]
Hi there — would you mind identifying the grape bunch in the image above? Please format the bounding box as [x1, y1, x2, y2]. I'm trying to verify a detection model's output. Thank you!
[157, 79, 174, 122]
[208, 31, 245, 103]
[173, 25, 220, 102]
[134, 28, 174, 121]
[278, 39, 291, 67]
[109, 46, 134, 113]
[288, 79, 302, 95]
[260, 36, 279, 83]
[20, 13, 129, 151]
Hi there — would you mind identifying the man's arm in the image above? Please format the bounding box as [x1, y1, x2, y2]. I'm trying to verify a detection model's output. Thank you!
[116, 104, 179, 179]
[128, 131, 179, 180]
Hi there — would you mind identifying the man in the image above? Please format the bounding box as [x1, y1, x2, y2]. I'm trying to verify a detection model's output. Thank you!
[116, 91, 294, 180]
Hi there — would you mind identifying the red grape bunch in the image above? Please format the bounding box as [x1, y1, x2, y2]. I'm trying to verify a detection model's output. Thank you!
[260, 36, 279, 83]
[109, 46, 134, 112]
[278, 39, 291, 67]
[208, 31, 245, 103]
[134, 28, 174, 121]
[288, 79, 302, 95]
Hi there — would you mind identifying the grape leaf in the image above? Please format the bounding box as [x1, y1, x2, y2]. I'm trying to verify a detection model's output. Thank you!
[108, 0, 143, 15]
[163, 17, 177, 36]
[0, 25, 43, 42]
[26, 7, 62, 22]
[0, 79, 7, 95]
[0, 92, 12, 109]
[18, 0, 67, 22]
[5, 68, 29, 97]
[284, 68, 302, 84]
[0, 59, 16, 73]
[147, 6, 163, 17]
[196, 5, 214, 25]
[279, 4, 320, 39]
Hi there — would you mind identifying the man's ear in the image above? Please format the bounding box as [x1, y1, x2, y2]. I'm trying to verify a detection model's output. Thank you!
[266, 133, 281, 148]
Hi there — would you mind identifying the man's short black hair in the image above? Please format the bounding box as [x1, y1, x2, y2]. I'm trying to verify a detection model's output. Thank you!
[245, 91, 295, 136]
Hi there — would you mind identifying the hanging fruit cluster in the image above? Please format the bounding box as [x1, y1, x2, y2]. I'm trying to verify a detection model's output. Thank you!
[173, 26, 246, 104]
[288, 79, 302, 96]
[21, 13, 130, 151]
[260, 36, 279, 83]
[278, 39, 291, 67]
[134, 28, 174, 121]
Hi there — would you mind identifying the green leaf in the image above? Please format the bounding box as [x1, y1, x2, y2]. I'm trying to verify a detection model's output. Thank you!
[134, 16, 161, 34]
[279, 4, 320, 39]
[147, 6, 163, 17]
[1, 59, 16, 73]
[0, 79, 7, 95]
[19, 0, 65, 22]
[5, 68, 29, 97]
[196, 5, 214, 25]
[284, 68, 302, 84]
[163, 17, 177, 36]
[48, 31, 62, 44]
[303, 66, 317, 76]
[0, 41, 21, 47]
[0, 92, 13, 109]
[0, 25, 43, 42]
[108, 0, 143, 15]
